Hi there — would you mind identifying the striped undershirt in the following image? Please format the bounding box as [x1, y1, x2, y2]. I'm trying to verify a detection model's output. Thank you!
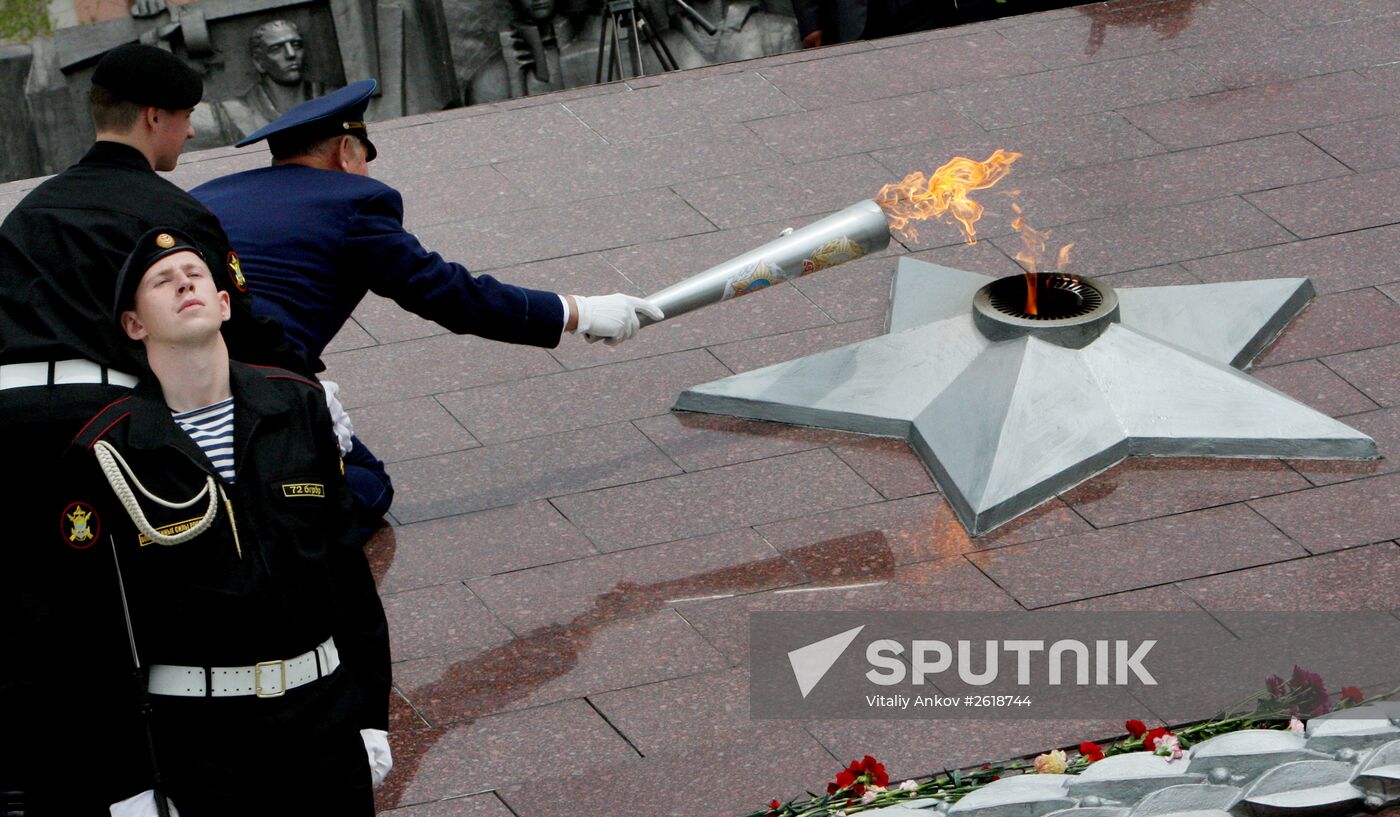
[172, 397, 236, 482]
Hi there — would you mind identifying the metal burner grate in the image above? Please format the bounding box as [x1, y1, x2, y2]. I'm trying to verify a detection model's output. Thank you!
[988, 274, 1102, 320]
[972, 272, 1120, 348]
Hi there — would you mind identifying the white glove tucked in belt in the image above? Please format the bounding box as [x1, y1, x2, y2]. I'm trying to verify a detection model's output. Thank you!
[362, 727, 393, 786]
[321, 379, 355, 456]
[111, 789, 180, 816]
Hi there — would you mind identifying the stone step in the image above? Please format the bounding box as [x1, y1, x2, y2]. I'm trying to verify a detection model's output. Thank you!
[1068, 751, 1204, 802]
[1239, 759, 1363, 816]
[945, 774, 1075, 817]
[1127, 782, 1239, 815]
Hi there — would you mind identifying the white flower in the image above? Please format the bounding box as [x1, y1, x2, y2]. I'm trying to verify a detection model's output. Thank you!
[1154, 734, 1183, 761]
[898, 779, 919, 792]
[1289, 717, 1305, 735]
[861, 791, 879, 804]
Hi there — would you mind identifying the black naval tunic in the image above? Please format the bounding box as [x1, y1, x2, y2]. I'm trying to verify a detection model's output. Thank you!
[28, 363, 389, 815]
[0, 143, 300, 812]
[0, 141, 295, 374]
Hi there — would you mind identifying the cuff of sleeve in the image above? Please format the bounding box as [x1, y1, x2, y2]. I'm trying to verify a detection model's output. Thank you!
[517, 286, 567, 348]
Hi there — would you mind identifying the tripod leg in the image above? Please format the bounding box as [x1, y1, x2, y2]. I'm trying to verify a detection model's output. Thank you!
[628, 8, 645, 77]
[609, 13, 625, 81]
[595, 11, 610, 84]
[638, 6, 678, 72]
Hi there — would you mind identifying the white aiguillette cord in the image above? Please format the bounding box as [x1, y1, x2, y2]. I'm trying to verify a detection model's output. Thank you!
[92, 439, 242, 558]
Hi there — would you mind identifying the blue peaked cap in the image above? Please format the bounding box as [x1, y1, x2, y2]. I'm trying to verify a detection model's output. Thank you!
[236, 79, 379, 161]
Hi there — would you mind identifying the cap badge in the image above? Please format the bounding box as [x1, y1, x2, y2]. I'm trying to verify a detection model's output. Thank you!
[156, 233, 175, 249]
[62, 501, 100, 549]
[227, 251, 249, 292]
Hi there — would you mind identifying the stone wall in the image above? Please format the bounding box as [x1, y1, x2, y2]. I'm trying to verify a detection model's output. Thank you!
[0, 45, 40, 181]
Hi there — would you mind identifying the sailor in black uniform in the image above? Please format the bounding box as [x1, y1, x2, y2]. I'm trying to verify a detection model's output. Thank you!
[45, 228, 389, 815]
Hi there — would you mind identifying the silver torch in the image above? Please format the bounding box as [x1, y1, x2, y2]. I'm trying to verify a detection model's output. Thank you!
[639, 199, 892, 327]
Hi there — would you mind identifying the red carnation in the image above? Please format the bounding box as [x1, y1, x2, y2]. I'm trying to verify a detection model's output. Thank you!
[1080, 741, 1105, 762]
[1125, 719, 1148, 738]
[1342, 685, 1364, 705]
[1143, 727, 1173, 752]
[766, 800, 782, 814]
[826, 755, 888, 798]
[859, 755, 890, 788]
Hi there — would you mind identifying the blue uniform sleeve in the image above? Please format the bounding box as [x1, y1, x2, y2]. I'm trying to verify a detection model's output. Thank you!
[344, 188, 566, 349]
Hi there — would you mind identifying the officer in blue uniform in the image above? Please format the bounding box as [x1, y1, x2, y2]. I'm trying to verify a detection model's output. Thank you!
[191, 81, 661, 533]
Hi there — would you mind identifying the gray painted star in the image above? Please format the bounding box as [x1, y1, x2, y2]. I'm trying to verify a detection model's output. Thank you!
[676, 259, 1377, 535]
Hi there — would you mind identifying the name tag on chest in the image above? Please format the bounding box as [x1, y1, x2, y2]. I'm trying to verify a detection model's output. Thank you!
[282, 482, 325, 498]
[137, 516, 204, 546]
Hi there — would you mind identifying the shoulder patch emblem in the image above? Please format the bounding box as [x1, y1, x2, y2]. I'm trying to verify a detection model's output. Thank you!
[227, 251, 249, 293]
[62, 501, 100, 549]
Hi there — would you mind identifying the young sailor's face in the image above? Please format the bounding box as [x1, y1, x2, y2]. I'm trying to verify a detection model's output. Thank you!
[123, 251, 230, 343]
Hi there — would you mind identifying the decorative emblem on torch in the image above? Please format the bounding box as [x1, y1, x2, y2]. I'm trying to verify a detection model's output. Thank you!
[802, 237, 865, 274]
[724, 260, 787, 300]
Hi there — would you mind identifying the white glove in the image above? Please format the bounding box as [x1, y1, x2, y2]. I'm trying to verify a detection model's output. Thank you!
[321, 380, 355, 456]
[572, 294, 664, 346]
[111, 789, 179, 816]
[362, 727, 393, 786]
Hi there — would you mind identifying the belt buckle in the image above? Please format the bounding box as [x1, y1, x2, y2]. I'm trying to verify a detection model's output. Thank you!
[255, 659, 287, 698]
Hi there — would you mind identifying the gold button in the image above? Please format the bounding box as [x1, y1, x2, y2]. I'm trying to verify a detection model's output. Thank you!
[156, 233, 175, 249]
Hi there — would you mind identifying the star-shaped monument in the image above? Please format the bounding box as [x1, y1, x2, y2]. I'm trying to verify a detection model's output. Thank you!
[675, 260, 1378, 535]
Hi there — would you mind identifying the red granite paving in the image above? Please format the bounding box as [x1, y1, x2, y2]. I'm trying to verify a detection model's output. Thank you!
[1249, 359, 1381, 418]
[1289, 406, 1400, 486]
[380, 794, 516, 817]
[11, 0, 1386, 811]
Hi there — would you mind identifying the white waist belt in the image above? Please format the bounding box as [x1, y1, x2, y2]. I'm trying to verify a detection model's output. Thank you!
[148, 636, 339, 698]
[0, 358, 137, 391]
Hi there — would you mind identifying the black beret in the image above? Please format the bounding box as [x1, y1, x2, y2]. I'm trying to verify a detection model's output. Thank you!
[114, 227, 208, 325]
[92, 43, 203, 110]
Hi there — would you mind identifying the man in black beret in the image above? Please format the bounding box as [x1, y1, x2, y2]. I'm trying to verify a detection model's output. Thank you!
[45, 226, 389, 815]
[0, 43, 300, 816]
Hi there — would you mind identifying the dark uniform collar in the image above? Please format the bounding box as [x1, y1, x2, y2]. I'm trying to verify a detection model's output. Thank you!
[82, 141, 156, 172]
[125, 361, 294, 456]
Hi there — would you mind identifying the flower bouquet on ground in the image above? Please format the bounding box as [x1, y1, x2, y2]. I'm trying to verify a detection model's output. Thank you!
[747, 666, 1396, 817]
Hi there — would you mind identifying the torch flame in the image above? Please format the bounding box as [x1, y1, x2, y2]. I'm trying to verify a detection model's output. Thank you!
[1009, 202, 1074, 316]
[877, 149, 1022, 243]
